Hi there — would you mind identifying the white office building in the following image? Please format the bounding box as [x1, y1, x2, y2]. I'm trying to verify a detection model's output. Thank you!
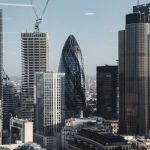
[34, 72, 65, 150]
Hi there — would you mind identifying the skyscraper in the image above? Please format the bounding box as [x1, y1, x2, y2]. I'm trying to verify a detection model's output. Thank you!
[21, 32, 48, 120]
[34, 72, 65, 150]
[0, 9, 2, 145]
[97, 65, 118, 120]
[59, 35, 85, 118]
[119, 4, 150, 135]
[3, 82, 17, 131]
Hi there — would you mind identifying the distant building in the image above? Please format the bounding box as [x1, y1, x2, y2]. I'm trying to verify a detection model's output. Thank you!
[3, 82, 17, 132]
[34, 72, 65, 150]
[0, 143, 46, 150]
[0, 143, 24, 150]
[119, 3, 150, 134]
[68, 128, 131, 150]
[10, 117, 33, 144]
[15, 92, 21, 119]
[21, 32, 48, 120]
[2, 82, 19, 144]
[14, 143, 46, 150]
[97, 65, 118, 120]
[123, 136, 150, 150]
[59, 35, 85, 118]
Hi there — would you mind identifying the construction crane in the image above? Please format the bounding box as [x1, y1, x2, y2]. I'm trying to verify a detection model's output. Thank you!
[30, 0, 50, 32]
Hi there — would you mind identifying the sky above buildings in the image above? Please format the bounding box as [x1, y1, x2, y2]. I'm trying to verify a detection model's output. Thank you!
[1, 0, 150, 76]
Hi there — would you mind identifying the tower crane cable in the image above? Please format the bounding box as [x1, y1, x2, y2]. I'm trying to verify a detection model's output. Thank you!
[29, 0, 38, 19]
[29, 0, 50, 32]
[42, 0, 50, 17]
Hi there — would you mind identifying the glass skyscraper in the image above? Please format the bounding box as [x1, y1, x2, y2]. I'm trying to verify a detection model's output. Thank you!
[97, 65, 118, 120]
[59, 35, 85, 118]
[119, 4, 150, 135]
[3, 82, 17, 131]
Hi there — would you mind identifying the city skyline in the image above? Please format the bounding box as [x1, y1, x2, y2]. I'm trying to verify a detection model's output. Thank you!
[1, 0, 150, 76]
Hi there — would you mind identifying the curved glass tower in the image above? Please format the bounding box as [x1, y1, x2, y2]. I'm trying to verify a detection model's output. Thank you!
[59, 35, 85, 118]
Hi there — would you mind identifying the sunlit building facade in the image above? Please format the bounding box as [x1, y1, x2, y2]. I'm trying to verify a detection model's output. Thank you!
[34, 72, 65, 150]
[119, 4, 150, 135]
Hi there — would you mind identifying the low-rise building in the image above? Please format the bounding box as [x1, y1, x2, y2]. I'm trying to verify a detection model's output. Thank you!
[68, 128, 131, 150]
[61, 117, 118, 150]
[14, 142, 46, 150]
[10, 117, 33, 144]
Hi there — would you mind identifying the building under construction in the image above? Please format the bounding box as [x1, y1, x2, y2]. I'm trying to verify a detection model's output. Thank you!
[21, 1, 49, 120]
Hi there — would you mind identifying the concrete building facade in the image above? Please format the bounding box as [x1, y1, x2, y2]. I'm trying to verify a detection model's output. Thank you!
[21, 32, 48, 120]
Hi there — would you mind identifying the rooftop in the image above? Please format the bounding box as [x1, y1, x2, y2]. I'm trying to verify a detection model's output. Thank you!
[77, 128, 128, 146]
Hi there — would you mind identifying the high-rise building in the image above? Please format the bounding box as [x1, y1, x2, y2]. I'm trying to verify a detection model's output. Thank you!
[34, 72, 65, 150]
[97, 65, 118, 120]
[3, 82, 17, 131]
[119, 4, 150, 135]
[0, 9, 2, 145]
[59, 35, 85, 118]
[21, 32, 48, 120]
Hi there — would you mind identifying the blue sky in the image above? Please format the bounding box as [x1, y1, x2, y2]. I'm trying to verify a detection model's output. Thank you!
[1, 0, 150, 76]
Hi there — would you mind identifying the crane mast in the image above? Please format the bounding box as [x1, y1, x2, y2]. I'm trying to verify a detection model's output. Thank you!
[30, 0, 50, 32]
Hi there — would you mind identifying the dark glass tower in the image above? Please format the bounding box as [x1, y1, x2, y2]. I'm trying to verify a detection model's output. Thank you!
[3, 82, 17, 131]
[59, 35, 85, 118]
[119, 4, 150, 135]
[97, 65, 118, 120]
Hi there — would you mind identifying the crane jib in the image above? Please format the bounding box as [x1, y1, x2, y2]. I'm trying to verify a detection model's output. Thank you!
[29, 0, 50, 32]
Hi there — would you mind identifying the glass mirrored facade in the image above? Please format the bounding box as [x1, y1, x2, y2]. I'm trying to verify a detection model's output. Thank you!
[59, 35, 85, 118]
[97, 65, 118, 120]
[119, 4, 150, 135]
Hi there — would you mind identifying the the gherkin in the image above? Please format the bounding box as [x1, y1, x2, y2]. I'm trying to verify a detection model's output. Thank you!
[59, 35, 85, 118]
